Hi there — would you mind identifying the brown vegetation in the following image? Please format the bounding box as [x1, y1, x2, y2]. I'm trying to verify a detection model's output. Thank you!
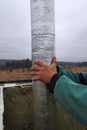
[0, 68, 32, 81]
[0, 66, 87, 82]
[64, 66, 87, 73]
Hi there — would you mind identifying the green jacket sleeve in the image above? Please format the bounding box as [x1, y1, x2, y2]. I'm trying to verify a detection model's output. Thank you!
[58, 65, 80, 83]
[58, 65, 87, 85]
[54, 73, 87, 126]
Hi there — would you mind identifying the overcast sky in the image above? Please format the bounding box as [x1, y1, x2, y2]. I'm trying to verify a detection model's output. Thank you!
[0, 0, 87, 61]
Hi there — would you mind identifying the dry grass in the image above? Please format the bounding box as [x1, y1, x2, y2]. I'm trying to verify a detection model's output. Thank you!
[64, 66, 87, 73]
[0, 68, 32, 81]
[0, 66, 87, 81]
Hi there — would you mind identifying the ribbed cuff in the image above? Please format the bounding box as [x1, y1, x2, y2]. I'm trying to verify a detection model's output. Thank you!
[47, 74, 59, 93]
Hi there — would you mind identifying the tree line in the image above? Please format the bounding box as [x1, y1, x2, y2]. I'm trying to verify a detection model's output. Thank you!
[0, 60, 87, 71]
[0, 59, 32, 70]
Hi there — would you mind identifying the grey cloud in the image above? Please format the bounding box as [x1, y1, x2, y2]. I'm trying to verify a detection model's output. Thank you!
[0, 0, 87, 61]
[55, 0, 87, 61]
[0, 0, 31, 59]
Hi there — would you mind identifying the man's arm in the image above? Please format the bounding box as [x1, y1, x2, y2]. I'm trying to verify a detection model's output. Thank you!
[31, 57, 87, 125]
[57, 65, 80, 83]
[54, 75, 87, 126]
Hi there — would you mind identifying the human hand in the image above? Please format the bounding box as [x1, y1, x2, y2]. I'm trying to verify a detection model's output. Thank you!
[30, 57, 57, 84]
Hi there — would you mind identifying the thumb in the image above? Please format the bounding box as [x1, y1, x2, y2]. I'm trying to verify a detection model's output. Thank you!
[51, 57, 56, 65]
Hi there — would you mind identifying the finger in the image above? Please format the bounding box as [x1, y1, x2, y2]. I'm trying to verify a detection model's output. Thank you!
[30, 71, 40, 76]
[35, 60, 44, 67]
[51, 57, 56, 65]
[30, 65, 41, 71]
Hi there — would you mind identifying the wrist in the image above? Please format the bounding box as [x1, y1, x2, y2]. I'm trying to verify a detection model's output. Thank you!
[47, 73, 60, 93]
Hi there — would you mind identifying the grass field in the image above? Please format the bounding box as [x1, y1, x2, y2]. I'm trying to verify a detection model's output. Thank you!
[0, 66, 87, 81]
[0, 68, 32, 81]
[64, 66, 87, 73]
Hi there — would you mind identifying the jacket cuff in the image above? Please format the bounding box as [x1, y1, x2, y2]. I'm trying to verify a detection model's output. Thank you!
[47, 74, 59, 93]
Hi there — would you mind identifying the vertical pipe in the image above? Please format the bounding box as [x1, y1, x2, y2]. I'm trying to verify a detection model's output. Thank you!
[30, 0, 56, 130]
[0, 87, 4, 130]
